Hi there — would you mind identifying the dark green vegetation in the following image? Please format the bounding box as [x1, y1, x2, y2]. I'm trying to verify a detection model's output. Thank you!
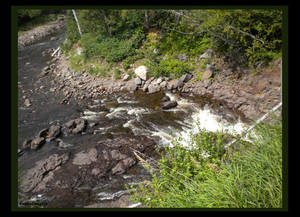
[62, 9, 282, 79]
[18, 9, 65, 34]
[127, 116, 282, 208]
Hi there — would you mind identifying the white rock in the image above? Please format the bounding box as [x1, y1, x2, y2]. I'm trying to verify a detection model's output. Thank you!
[200, 49, 213, 59]
[134, 66, 148, 81]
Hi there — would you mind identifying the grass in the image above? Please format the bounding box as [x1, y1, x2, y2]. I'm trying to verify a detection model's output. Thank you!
[127, 115, 282, 208]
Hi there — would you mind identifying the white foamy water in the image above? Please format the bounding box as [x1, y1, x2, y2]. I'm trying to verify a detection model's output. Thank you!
[122, 93, 248, 149]
[81, 110, 106, 120]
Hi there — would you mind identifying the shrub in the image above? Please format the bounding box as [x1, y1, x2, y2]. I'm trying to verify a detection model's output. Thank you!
[128, 116, 282, 208]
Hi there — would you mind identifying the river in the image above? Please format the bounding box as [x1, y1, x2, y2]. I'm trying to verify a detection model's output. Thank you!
[17, 29, 247, 208]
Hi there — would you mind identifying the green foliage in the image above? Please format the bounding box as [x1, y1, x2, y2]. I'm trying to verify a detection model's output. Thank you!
[113, 68, 121, 80]
[159, 57, 193, 78]
[77, 27, 145, 63]
[159, 32, 212, 57]
[18, 9, 63, 32]
[196, 9, 283, 66]
[129, 116, 282, 208]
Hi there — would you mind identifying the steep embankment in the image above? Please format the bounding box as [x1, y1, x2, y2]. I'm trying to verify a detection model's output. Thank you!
[18, 17, 65, 49]
[47, 51, 281, 122]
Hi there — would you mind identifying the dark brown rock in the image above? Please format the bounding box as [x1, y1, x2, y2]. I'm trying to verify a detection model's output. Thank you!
[161, 95, 170, 102]
[19, 152, 70, 193]
[47, 125, 61, 138]
[161, 101, 178, 110]
[30, 137, 45, 150]
[72, 148, 98, 165]
[111, 157, 136, 175]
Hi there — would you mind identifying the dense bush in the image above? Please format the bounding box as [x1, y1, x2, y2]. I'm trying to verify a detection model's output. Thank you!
[64, 9, 283, 76]
[128, 116, 282, 208]
[79, 27, 145, 63]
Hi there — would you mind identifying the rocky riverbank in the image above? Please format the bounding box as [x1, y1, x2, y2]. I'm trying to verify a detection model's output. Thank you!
[18, 17, 65, 49]
[17, 21, 281, 208]
[46, 47, 281, 122]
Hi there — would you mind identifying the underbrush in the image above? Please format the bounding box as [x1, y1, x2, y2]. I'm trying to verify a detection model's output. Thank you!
[127, 116, 282, 208]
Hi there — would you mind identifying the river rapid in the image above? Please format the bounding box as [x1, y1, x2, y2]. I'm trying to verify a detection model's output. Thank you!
[17, 30, 248, 208]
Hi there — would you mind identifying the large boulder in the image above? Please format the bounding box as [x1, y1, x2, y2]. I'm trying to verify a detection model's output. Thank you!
[47, 125, 61, 138]
[161, 101, 178, 110]
[134, 65, 148, 81]
[30, 137, 45, 150]
[65, 118, 86, 134]
[20, 152, 70, 193]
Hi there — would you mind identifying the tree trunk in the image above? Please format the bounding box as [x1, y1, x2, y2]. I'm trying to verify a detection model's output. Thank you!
[144, 10, 150, 30]
[72, 10, 82, 37]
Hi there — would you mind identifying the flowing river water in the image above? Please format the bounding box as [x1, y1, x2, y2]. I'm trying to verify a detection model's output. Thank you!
[17, 30, 249, 208]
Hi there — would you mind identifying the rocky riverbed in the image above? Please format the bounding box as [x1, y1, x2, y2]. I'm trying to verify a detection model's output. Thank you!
[17, 19, 281, 209]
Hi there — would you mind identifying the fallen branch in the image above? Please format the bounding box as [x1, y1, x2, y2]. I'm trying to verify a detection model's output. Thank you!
[51, 47, 61, 56]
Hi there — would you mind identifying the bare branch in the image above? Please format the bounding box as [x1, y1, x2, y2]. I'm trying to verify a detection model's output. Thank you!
[228, 25, 265, 45]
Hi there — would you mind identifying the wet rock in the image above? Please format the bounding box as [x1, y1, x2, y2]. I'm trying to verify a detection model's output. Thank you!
[72, 148, 98, 165]
[134, 65, 148, 81]
[72, 119, 86, 134]
[161, 101, 178, 110]
[161, 95, 170, 102]
[111, 157, 136, 175]
[47, 125, 61, 138]
[56, 139, 73, 149]
[147, 83, 160, 94]
[65, 119, 86, 134]
[65, 119, 75, 128]
[22, 139, 32, 149]
[30, 137, 45, 150]
[38, 128, 48, 138]
[20, 152, 70, 193]
[24, 98, 31, 107]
